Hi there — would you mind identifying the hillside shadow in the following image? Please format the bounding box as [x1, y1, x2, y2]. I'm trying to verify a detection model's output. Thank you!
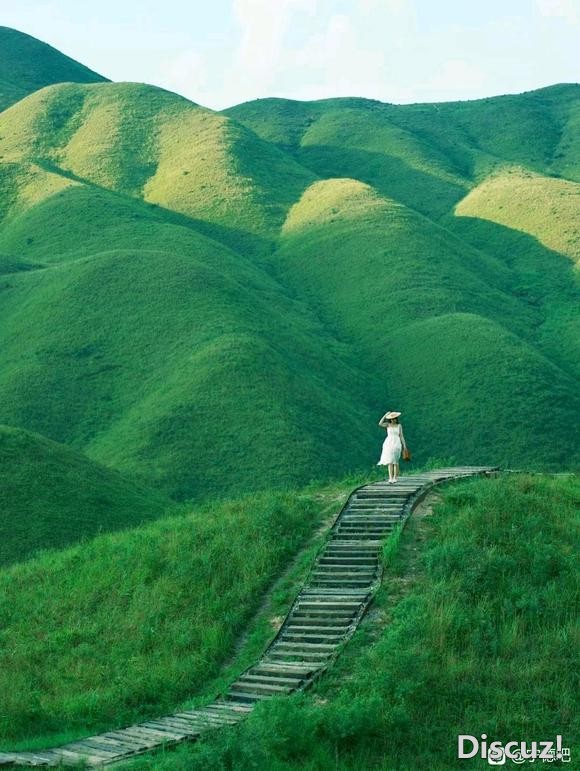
[444, 211, 580, 380]
[296, 144, 467, 219]
[19, 159, 276, 260]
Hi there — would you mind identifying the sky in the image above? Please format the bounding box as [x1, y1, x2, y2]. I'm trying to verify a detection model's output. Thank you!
[2, 0, 579, 109]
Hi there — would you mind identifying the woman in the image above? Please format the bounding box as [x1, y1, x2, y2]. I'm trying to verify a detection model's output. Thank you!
[377, 411, 407, 483]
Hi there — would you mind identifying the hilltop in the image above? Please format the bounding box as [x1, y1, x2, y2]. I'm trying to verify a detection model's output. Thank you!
[0, 27, 107, 112]
[0, 424, 168, 566]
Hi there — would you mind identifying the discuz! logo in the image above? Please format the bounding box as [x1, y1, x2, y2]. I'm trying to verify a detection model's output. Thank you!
[458, 734, 571, 765]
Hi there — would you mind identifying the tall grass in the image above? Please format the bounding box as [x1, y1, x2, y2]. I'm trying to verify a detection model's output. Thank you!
[0, 486, 331, 748]
[125, 473, 578, 770]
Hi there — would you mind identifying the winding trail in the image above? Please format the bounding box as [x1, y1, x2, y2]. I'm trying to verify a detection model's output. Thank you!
[0, 466, 498, 768]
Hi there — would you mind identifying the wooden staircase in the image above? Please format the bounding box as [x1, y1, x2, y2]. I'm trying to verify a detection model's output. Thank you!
[0, 466, 498, 767]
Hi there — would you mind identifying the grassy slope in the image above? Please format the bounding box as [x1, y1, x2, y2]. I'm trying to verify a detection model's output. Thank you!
[0, 208, 374, 499]
[0, 424, 168, 567]
[0, 85, 376, 500]
[0, 27, 106, 112]
[455, 167, 580, 265]
[274, 179, 580, 468]
[225, 88, 580, 471]
[0, 483, 339, 747]
[0, 72, 578, 504]
[0, 82, 315, 253]
[124, 473, 579, 771]
[225, 84, 580, 185]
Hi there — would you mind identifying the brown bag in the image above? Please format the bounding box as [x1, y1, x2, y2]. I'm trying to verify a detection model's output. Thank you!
[402, 447, 411, 462]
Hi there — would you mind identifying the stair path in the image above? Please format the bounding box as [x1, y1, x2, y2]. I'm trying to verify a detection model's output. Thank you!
[0, 466, 498, 767]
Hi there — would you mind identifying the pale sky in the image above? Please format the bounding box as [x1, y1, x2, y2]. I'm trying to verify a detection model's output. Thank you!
[2, 0, 579, 109]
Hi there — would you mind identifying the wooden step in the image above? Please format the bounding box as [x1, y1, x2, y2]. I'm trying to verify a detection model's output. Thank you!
[282, 632, 344, 644]
[289, 615, 355, 626]
[287, 616, 353, 627]
[69, 737, 128, 756]
[100, 732, 154, 750]
[135, 723, 189, 740]
[274, 641, 338, 652]
[316, 566, 377, 573]
[169, 712, 230, 728]
[103, 731, 159, 748]
[230, 680, 292, 694]
[240, 673, 305, 686]
[309, 580, 373, 589]
[284, 624, 350, 634]
[268, 646, 332, 658]
[249, 663, 314, 678]
[296, 600, 362, 610]
[142, 718, 200, 736]
[337, 526, 394, 532]
[332, 535, 385, 542]
[342, 513, 401, 519]
[267, 651, 330, 663]
[319, 556, 378, 564]
[310, 571, 374, 580]
[175, 710, 239, 726]
[209, 701, 255, 713]
[225, 691, 271, 703]
[339, 520, 394, 526]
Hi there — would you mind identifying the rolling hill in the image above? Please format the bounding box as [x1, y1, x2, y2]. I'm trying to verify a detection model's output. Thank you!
[130, 473, 578, 771]
[0, 424, 168, 566]
[0, 30, 577, 507]
[0, 482, 331, 744]
[0, 27, 107, 112]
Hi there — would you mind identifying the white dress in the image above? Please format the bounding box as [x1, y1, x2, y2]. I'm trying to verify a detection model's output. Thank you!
[377, 424, 402, 465]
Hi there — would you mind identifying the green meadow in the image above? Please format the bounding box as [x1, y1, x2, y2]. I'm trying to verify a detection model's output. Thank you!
[0, 24, 578, 770]
[0, 483, 342, 748]
[0, 425, 168, 566]
[118, 474, 579, 771]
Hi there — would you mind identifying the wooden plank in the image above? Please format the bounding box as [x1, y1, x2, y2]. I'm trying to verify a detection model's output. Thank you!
[62, 741, 121, 759]
[102, 731, 157, 749]
[137, 723, 187, 740]
[69, 737, 125, 757]
[19, 754, 59, 767]
[171, 713, 225, 729]
[118, 726, 177, 743]
[87, 734, 145, 752]
[147, 717, 201, 735]
[187, 709, 242, 724]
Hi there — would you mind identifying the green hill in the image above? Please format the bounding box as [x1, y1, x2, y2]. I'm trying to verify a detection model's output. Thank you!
[0, 27, 107, 112]
[0, 186, 374, 499]
[0, 424, 168, 566]
[225, 84, 580, 186]
[274, 179, 580, 468]
[0, 30, 578, 502]
[455, 166, 580, 265]
[0, 81, 315, 253]
[0, 482, 335, 746]
[119, 473, 579, 771]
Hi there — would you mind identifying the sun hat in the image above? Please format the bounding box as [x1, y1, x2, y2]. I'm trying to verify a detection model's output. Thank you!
[385, 411, 401, 419]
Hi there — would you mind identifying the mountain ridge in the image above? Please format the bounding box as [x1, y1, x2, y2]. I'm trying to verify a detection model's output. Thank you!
[0, 26, 107, 112]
